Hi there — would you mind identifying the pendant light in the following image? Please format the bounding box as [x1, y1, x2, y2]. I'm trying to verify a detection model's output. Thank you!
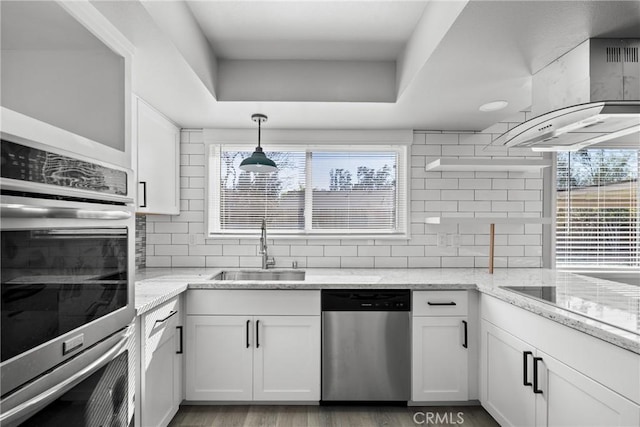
[239, 113, 277, 173]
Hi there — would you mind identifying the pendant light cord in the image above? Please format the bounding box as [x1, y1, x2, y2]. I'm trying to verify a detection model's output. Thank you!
[257, 118, 262, 149]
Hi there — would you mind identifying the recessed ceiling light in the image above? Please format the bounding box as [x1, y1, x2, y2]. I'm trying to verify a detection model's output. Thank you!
[479, 100, 509, 112]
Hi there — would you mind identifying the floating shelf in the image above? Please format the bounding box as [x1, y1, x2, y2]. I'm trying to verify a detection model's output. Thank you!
[425, 216, 552, 225]
[425, 158, 552, 172]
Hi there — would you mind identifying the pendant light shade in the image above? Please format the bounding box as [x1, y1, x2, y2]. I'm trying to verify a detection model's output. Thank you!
[240, 114, 277, 173]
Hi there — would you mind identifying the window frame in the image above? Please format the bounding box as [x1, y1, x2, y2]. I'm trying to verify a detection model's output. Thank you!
[552, 148, 640, 271]
[205, 133, 411, 240]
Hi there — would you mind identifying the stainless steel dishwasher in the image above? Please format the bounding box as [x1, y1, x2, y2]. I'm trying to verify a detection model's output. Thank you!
[321, 289, 410, 402]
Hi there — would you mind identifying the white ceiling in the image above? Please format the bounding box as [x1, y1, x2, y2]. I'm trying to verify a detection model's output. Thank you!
[187, 1, 428, 61]
[68, 1, 640, 130]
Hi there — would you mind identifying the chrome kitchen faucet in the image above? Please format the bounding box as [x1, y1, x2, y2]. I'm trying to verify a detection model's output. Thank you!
[260, 218, 275, 269]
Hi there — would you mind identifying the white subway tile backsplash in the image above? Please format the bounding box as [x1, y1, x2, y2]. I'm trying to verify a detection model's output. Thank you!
[375, 257, 408, 268]
[341, 257, 374, 268]
[508, 190, 540, 201]
[425, 179, 459, 190]
[408, 257, 441, 268]
[146, 256, 171, 267]
[172, 256, 205, 267]
[459, 179, 491, 189]
[148, 234, 171, 244]
[392, 245, 424, 257]
[307, 257, 341, 267]
[358, 245, 391, 257]
[441, 190, 474, 201]
[189, 245, 223, 256]
[475, 190, 507, 200]
[492, 179, 524, 190]
[223, 245, 258, 256]
[492, 201, 525, 212]
[425, 133, 458, 145]
[442, 257, 474, 267]
[442, 145, 475, 157]
[154, 222, 188, 233]
[145, 126, 545, 269]
[325, 246, 357, 257]
[206, 256, 240, 267]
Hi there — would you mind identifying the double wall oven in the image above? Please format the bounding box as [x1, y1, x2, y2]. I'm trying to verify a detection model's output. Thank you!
[0, 137, 135, 426]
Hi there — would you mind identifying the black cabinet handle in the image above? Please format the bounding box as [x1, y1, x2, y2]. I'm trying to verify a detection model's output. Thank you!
[176, 326, 183, 354]
[462, 320, 468, 348]
[533, 357, 543, 394]
[256, 320, 260, 348]
[427, 302, 456, 306]
[523, 351, 533, 386]
[246, 320, 250, 348]
[154, 310, 177, 324]
[139, 181, 147, 208]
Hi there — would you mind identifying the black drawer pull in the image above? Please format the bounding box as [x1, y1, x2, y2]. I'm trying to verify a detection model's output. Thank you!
[154, 310, 177, 324]
[533, 357, 543, 394]
[523, 351, 533, 386]
[427, 301, 456, 306]
[140, 181, 147, 208]
[256, 320, 260, 348]
[176, 326, 183, 354]
[462, 320, 468, 348]
[246, 320, 250, 348]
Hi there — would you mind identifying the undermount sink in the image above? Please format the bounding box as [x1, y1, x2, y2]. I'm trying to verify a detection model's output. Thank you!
[210, 270, 306, 281]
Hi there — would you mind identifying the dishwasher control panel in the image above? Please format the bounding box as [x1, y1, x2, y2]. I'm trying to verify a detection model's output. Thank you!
[321, 289, 410, 311]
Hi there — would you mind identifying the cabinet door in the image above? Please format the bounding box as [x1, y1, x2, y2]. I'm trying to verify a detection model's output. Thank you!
[412, 316, 468, 401]
[185, 316, 253, 401]
[481, 320, 536, 427]
[253, 316, 320, 401]
[534, 350, 640, 427]
[136, 98, 180, 214]
[141, 302, 181, 427]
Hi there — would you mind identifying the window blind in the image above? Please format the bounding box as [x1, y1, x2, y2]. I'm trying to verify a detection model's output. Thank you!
[218, 150, 306, 230]
[556, 149, 639, 268]
[211, 146, 407, 236]
[311, 151, 399, 231]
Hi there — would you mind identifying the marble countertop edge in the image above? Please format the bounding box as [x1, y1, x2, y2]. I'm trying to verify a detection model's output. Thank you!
[134, 267, 640, 354]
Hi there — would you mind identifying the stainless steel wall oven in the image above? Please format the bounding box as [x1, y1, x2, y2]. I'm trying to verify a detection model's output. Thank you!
[0, 137, 135, 426]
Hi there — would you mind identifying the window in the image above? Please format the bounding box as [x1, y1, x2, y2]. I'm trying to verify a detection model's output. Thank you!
[208, 144, 408, 237]
[556, 149, 639, 269]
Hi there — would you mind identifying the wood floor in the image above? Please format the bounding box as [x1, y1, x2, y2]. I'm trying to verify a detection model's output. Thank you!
[168, 405, 499, 427]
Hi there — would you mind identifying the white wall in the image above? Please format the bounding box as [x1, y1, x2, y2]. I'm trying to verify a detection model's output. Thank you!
[145, 113, 545, 268]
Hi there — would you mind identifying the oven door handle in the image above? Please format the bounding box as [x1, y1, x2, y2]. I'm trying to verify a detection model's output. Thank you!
[0, 203, 131, 220]
[0, 325, 133, 426]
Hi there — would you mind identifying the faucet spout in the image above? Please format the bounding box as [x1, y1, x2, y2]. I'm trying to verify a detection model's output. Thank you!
[260, 219, 275, 269]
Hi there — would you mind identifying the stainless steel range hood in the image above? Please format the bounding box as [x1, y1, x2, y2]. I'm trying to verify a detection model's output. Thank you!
[495, 39, 640, 151]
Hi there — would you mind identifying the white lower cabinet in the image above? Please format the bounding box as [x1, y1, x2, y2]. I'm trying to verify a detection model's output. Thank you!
[412, 316, 469, 401]
[481, 320, 537, 427]
[253, 316, 321, 401]
[536, 350, 640, 427]
[185, 290, 321, 402]
[412, 290, 470, 402]
[481, 300, 640, 427]
[138, 296, 183, 427]
[186, 315, 253, 401]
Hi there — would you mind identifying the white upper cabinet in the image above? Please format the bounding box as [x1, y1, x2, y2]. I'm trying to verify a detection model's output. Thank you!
[0, 1, 134, 170]
[135, 97, 180, 214]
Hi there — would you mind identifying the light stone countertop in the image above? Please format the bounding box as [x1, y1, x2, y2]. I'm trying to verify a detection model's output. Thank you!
[135, 267, 640, 354]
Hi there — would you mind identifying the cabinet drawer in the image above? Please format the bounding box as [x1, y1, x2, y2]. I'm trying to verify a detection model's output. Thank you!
[413, 291, 468, 316]
[143, 297, 180, 360]
[187, 290, 320, 316]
